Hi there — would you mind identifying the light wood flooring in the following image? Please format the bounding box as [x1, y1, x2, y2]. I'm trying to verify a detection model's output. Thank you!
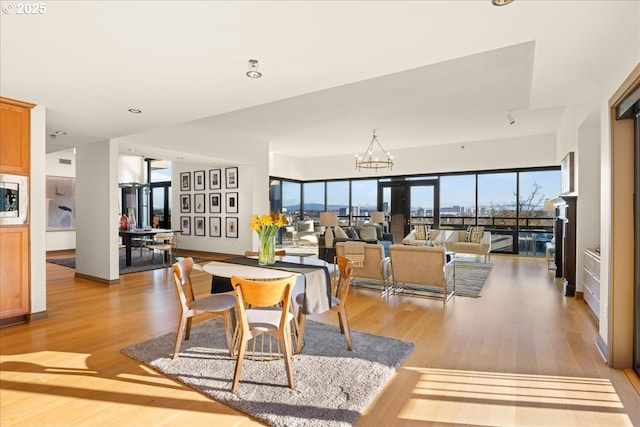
[1, 253, 639, 426]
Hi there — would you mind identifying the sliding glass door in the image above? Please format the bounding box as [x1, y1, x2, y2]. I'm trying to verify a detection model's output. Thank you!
[380, 179, 438, 244]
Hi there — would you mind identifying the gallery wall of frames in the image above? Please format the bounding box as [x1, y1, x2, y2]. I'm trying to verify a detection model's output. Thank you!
[179, 166, 239, 239]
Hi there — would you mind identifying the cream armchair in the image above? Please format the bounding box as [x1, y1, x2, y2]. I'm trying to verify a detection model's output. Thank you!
[335, 242, 391, 293]
[389, 244, 455, 304]
[444, 228, 492, 263]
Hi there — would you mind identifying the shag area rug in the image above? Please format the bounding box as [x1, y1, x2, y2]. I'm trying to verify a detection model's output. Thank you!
[46, 252, 210, 275]
[122, 318, 415, 427]
[354, 260, 493, 298]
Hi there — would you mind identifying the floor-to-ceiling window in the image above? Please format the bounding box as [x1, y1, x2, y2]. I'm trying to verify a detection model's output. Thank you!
[351, 179, 377, 226]
[326, 180, 349, 225]
[303, 182, 324, 224]
[518, 170, 561, 256]
[478, 172, 517, 253]
[282, 181, 301, 223]
[271, 166, 560, 256]
[440, 174, 476, 229]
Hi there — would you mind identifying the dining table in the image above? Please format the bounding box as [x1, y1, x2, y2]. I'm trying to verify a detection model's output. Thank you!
[118, 228, 176, 266]
[203, 255, 333, 314]
[203, 255, 334, 353]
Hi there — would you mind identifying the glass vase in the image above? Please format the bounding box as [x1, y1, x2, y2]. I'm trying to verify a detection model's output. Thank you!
[258, 235, 276, 265]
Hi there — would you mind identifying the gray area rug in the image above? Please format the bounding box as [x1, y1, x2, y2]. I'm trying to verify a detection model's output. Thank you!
[46, 252, 210, 275]
[354, 261, 493, 298]
[121, 318, 414, 427]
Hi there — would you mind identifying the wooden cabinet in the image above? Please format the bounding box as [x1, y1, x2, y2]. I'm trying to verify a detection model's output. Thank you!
[583, 248, 601, 320]
[0, 98, 32, 175]
[0, 97, 34, 324]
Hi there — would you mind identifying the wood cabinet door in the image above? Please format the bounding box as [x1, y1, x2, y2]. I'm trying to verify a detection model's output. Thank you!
[0, 226, 30, 318]
[0, 98, 33, 175]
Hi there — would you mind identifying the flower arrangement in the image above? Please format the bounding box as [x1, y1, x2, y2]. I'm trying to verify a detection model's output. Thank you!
[250, 212, 288, 265]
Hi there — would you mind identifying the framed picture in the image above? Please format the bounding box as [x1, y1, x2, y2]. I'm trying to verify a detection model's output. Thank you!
[194, 193, 205, 213]
[209, 192, 221, 213]
[226, 216, 238, 238]
[180, 172, 190, 191]
[194, 170, 205, 191]
[225, 192, 238, 213]
[209, 169, 221, 190]
[561, 151, 574, 195]
[225, 167, 238, 189]
[194, 216, 206, 236]
[180, 216, 191, 235]
[45, 175, 75, 230]
[209, 216, 221, 237]
[180, 194, 191, 213]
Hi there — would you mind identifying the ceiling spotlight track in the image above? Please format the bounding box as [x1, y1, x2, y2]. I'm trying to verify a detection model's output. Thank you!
[355, 129, 394, 172]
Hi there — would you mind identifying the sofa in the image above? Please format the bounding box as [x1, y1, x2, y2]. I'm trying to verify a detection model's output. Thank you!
[403, 225, 492, 263]
[388, 244, 455, 304]
[330, 225, 394, 255]
[335, 241, 391, 293]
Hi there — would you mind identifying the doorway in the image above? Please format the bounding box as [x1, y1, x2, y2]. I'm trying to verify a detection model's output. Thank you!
[380, 179, 439, 244]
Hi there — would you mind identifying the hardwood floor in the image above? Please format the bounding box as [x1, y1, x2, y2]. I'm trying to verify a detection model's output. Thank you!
[2, 254, 639, 426]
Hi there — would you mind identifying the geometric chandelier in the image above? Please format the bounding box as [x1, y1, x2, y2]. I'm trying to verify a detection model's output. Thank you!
[354, 129, 394, 172]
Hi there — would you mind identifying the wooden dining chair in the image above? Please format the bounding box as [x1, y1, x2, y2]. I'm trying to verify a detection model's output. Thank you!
[296, 255, 354, 353]
[230, 274, 297, 393]
[172, 257, 236, 359]
[244, 249, 287, 257]
[147, 232, 176, 267]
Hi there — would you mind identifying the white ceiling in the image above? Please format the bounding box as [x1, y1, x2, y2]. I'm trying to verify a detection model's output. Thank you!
[1, 1, 638, 161]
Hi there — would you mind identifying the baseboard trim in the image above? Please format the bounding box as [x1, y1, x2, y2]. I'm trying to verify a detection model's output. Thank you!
[27, 310, 48, 322]
[624, 369, 640, 397]
[0, 314, 27, 328]
[596, 334, 608, 362]
[75, 272, 120, 285]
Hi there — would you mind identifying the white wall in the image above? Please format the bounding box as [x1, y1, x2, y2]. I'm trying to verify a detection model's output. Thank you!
[30, 105, 47, 315]
[575, 126, 601, 293]
[75, 140, 120, 281]
[271, 133, 558, 181]
[45, 148, 76, 251]
[115, 123, 270, 256]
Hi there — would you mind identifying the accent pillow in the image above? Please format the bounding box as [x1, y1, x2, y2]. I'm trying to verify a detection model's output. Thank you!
[334, 226, 348, 239]
[344, 227, 360, 240]
[414, 225, 430, 241]
[359, 226, 377, 241]
[469, 226, 485, 243]
[464, 225, 473, 242]
[375, 224, 384, 241]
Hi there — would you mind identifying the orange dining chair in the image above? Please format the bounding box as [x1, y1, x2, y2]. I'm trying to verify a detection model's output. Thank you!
[230, 275, 297, 393]
[171, 257, 236, 359]
[296, 255, 354, 353]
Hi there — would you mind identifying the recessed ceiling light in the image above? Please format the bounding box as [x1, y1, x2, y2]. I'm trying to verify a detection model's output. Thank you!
[246, 59, 262, 78]
[176, 156, 184, 160]
[128, 108, 142, 114]
[55, 130, 67, 135]
[128, 149, 137, 152]
[492, 0, 514, 5]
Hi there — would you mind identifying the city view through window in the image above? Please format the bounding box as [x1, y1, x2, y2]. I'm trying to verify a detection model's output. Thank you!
[274, 167, 560, 255]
